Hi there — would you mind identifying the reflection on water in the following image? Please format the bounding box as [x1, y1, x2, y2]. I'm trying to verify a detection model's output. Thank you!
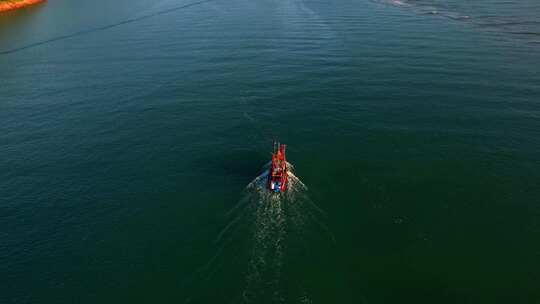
[373, 0, 540, 43]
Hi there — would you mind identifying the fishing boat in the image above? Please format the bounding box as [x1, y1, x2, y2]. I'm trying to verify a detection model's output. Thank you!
[268, 142, 288, 193]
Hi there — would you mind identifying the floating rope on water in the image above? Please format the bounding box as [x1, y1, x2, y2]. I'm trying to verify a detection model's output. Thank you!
[0, 0, 214, 55]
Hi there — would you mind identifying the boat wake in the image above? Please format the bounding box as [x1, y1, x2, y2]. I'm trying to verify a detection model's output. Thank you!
[191, 162, 331, 303]
[240, 164, 319, 303]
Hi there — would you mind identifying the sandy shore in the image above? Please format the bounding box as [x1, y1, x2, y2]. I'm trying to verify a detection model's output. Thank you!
[0, 0, 45, 13]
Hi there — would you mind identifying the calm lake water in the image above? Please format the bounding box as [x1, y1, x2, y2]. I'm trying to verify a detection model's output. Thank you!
[1, 0, 539, 303]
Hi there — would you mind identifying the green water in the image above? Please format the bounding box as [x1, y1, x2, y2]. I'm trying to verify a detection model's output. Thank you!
[1, 0, 539, 303]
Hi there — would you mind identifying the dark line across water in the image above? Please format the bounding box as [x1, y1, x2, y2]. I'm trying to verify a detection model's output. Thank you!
[0, 0, 214, 55]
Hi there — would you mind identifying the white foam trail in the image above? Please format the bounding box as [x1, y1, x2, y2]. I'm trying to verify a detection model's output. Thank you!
[202, 160, 331, 303]
[240, 161, 326, 303]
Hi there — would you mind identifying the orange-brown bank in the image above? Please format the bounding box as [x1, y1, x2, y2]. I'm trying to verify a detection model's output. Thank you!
[0, 0, 45, 13]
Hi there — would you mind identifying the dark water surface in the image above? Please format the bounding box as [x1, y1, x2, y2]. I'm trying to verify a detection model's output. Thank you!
[1, 0, 539, 303]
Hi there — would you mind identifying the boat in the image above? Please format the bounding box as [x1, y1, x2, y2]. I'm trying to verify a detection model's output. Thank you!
[268, 142, 288, 193]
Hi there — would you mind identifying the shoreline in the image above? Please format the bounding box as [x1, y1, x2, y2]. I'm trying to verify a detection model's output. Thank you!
[0, 0, 45, 13]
